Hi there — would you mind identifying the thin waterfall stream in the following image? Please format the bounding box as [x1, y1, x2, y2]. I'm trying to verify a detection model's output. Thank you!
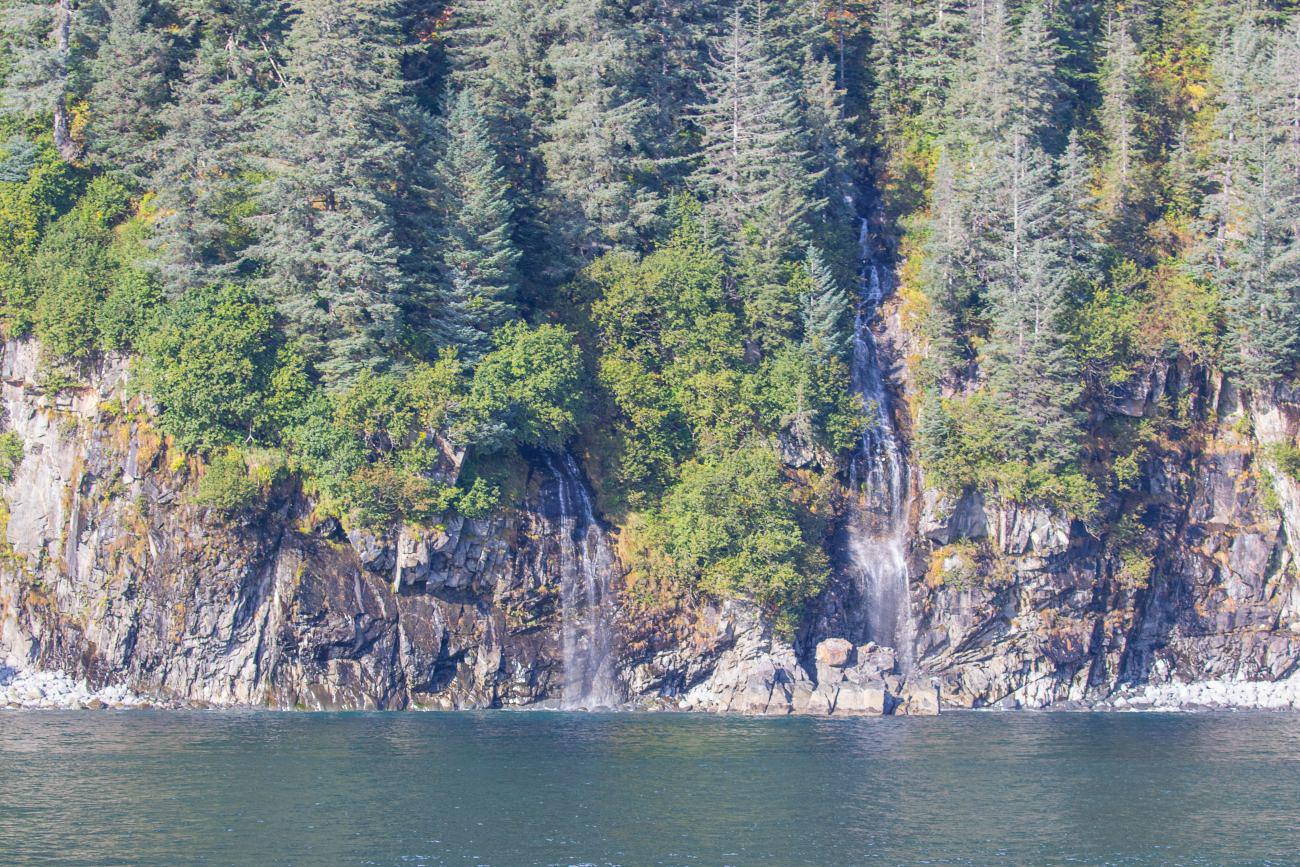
[547, 453, 619, 709]
[844, 217, 916, 672]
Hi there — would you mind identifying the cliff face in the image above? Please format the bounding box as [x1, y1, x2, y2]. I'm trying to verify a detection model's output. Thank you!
[905, 348, 1300, 708]
[2, 334, 1299, 711]
[0, 340, 578, 709]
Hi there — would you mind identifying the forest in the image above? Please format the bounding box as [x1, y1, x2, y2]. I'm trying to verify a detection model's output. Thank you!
[0, 0, 1297, 626]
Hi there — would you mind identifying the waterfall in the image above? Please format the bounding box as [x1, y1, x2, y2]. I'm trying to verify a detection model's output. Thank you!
[547, 453, 620, 709]
[844, 217, 916, 672]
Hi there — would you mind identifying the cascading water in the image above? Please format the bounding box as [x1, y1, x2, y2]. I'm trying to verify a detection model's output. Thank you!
[547, 453, 620, 709]
[844, 217, 916, 672]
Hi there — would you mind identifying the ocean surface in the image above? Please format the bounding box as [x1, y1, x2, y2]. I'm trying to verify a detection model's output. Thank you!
[2, 709, 1298, 865]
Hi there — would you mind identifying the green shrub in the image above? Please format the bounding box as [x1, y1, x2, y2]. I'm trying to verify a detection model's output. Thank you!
[649, 441, 827, 632]
[0, 431, 24, 482]
[137, 284, 288, 449]
[195, 448, 262, 512]
[35, 271, 100, 362]
[344, 462, 456, 530]
[918, 388, 1100, 520]
[1266, 442, 1300, 482]
[468, 322, 584, 449]
[97, 268, 163, 351]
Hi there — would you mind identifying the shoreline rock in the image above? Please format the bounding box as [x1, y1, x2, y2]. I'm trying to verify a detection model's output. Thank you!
[1, 658, 160, 710]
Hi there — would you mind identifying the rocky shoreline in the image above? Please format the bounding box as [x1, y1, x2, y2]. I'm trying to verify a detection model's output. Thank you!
[5, 653, 1298, 714]
[1, 660, 158, 710]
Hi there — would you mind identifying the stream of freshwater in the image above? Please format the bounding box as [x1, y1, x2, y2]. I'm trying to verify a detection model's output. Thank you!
[843, 217, 915, 667]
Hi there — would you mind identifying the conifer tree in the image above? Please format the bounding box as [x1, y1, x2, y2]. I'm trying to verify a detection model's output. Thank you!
[1098, 15, 1144, 242]
[979, 131, 1080, 469]
[542, 0, 659, 259]
[919, 147, 977, 379]
[150, 39, 260, 293]
[0, 0, 98, 162]
[1204, 19, 1300, 388]
[800, 55, 856, 271]
[249, 0, 439, 385]
[147, 0, 289, 294]
[87, 0, 175, 183]
[1056, 130, 1101, 291]
[800, 244, 850, 358]
[437, 89, 521, 362]
[448, 0, 554, 292]
[690, 8, 820, 243]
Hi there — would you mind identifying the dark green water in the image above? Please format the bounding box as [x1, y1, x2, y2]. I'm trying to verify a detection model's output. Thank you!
[2, 710, 1298, 865]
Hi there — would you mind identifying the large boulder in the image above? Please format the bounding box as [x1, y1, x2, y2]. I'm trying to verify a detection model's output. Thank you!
[894, 681, 941, 716]
[834, 681, 886, 715]
[815, 637, 854, 668]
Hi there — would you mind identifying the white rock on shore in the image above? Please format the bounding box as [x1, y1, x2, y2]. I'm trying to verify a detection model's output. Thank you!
[1110, 675, 1300, 711]
[0, 658, 150, 710]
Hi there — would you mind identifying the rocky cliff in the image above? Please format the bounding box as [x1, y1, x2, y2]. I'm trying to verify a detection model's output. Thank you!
[2, 331, 1299, 713]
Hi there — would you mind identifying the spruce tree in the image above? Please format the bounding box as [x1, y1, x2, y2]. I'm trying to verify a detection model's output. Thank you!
[1204, 19, 1300, 388]
[800, 244, 850, 358]
[1098, 15, 1143, 242]
[979, 131, 1080, 470]
[0, 0, 98, 162]
[690, 8, 820, 242]
[248, 0, 438, 385]
[448, 0, 554, 293]
[437, 89, 521, 362]
[149, 0, 286, 296]
[541, 0, 659, 259]
[87, 0, 175, 183]
[1056, 130, 1101, 292]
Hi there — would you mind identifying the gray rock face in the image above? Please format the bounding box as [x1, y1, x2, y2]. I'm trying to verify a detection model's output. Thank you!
[909, 359, 1300, 710]
[0, 341, 587, 709]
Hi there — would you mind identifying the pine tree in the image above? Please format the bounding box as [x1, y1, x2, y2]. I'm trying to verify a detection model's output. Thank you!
[690, 8, 820, 242]
[948, 0, 1063, 150]
[448, 0, 554, 293]
[1098, 15, 1144, 242]
[979, 130, 1080, 469]
[541, 0, 659, 259]
[87, 0, 175, 183]
[150, 38, 261, 293]
[1009, 2, 1065, 150]
[800, 244, 850, 357]
[248, 0, 439, 385]
[437, 89, 521, 362]
[1056, 130, 1101, 292]
[0, 0, 98, 162]
[627, 0, 723, 150]
[148, 0, 288, 294]
[757, 0, 828, 83]
[1203, 18, 1300, 389]
[800, 54, 857, 272]
[919, 147, 977, 380]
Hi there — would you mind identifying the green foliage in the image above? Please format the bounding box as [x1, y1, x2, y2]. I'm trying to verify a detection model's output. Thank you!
[0, 143, 80, 268]
[919, 389, 1099, 520]
[98, 267, 164, 351]
[343, 462, 457, 530]
[136, 284, 286, 449]
[467, 322, 584, 450]
[1265, 442, 1300, 482]
[648, 442, 827, 631]
[1109, 511, 1156, 591]
[195, 448, 267, 512]
[0, 431, 24, 482]
[762, 344, 861, 454]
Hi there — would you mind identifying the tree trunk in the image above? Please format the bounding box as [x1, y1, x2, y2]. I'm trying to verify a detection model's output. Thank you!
[50, 0, 82, 163]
